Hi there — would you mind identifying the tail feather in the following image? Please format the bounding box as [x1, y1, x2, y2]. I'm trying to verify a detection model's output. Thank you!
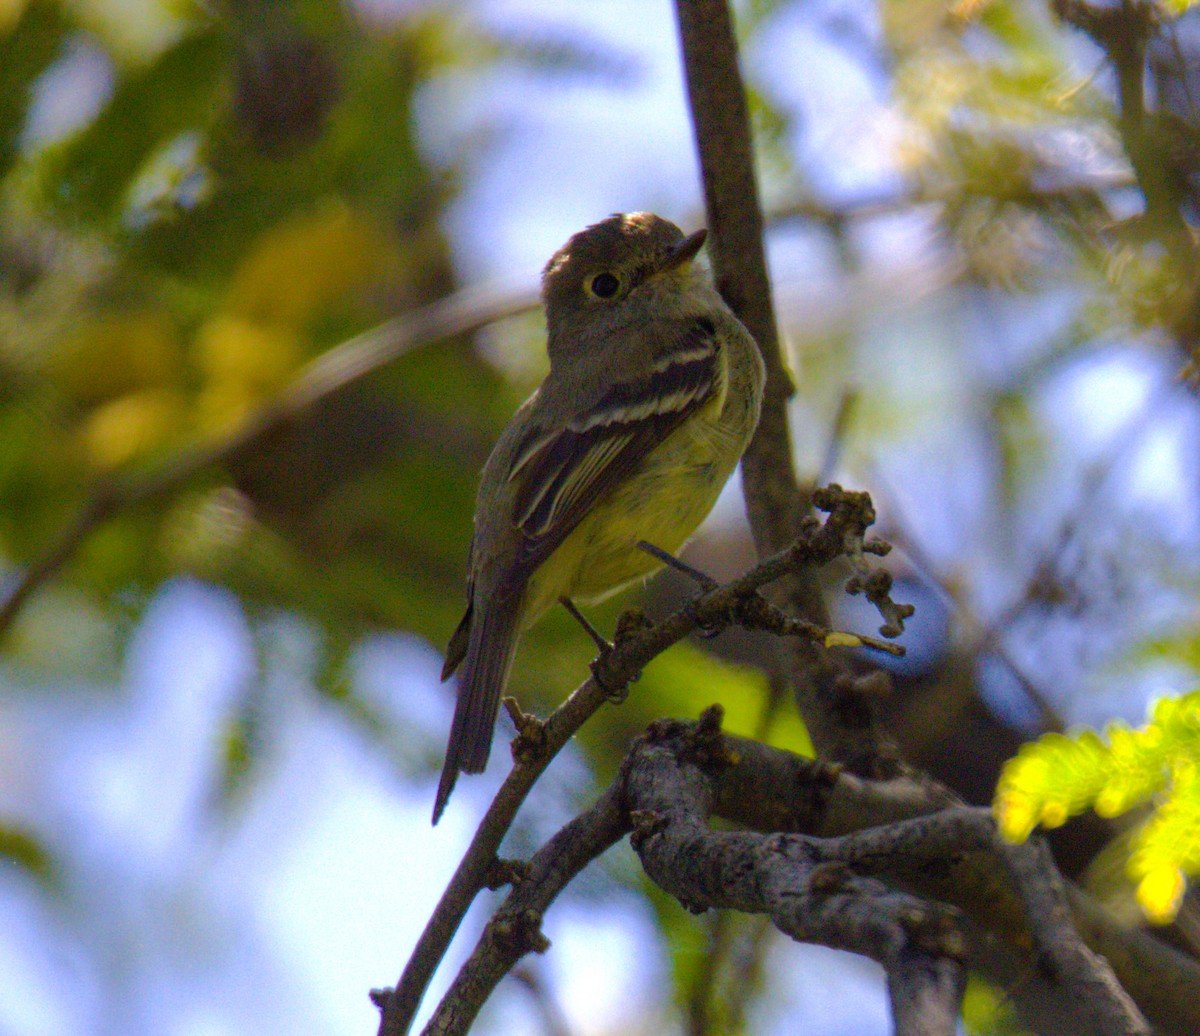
[441, 600, 472, 681]
[433, 594, 522, 824]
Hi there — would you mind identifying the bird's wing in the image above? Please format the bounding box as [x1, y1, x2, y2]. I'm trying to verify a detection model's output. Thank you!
[505, 316, 720, 579]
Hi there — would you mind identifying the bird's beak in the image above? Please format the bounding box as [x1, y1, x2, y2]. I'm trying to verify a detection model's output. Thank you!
[656, 228, 708, 275]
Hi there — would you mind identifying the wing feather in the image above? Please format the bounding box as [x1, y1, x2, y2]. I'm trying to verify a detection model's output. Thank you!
[505, 317, 720, 578]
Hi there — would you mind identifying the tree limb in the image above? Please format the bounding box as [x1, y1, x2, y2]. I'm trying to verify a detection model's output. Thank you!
[627, 712, 1150, 1036]
[418, 785, 628, 1035]
[705, 730, 1199, 1035]
[375, 486, 902, 1034]
[624, 710, 969, 1036]
[674, 0, 899, 769]
[673, 0, 802, 561]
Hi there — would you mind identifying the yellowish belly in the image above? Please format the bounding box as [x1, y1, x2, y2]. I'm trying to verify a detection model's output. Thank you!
[521, 398, 743, 626]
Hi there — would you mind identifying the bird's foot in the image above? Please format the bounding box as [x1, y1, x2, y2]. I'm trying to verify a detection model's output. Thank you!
[559, 596, 651, 701]
[637, 540, 729, 638]
[503, 696, 548, 764]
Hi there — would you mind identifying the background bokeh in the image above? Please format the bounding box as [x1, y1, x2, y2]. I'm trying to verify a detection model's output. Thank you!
[2, 0, 1200, 1033]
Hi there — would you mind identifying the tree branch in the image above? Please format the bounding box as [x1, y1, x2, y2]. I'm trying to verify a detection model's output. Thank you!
[375, 486, 902, 1034]
[706, 730, 1200, 1034]
[384, 648, 1200, 1035]
[674, 0, 901, 768]
[1051, 0, 1197, 274]
[627, 712, 1151, 1036]
[623, 710, 969, 1036]
[673, 0, 802, 561]
[403, 710, 949, 1036]
[418, 785, 628, 1035]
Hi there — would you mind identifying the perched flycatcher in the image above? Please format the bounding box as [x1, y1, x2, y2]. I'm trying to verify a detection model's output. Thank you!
[435, 212, 765, 823]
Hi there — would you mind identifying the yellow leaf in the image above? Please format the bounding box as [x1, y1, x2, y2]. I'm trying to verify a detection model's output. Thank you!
[57, 312, 181, 405]
[80, 388, 185, 470]
[228, 202, 395, 326]
[0, 0, 29, 33]
[1094, 786, 1127, 818]
[824, 632, 863, 649]
[993, 791, 1038, 843]
[1136, 866, 1185, 925]
[1039, 799, 1069, 829]
[195, 315, 300, 389]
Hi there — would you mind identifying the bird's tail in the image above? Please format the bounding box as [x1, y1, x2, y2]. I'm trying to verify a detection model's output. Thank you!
[433, 594, 522, 824]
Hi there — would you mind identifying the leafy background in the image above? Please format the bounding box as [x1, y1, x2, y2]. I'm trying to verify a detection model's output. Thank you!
[3, 0, 1200, 1034]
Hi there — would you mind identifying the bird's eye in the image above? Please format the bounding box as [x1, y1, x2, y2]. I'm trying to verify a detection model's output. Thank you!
[589, 272, 620, 299]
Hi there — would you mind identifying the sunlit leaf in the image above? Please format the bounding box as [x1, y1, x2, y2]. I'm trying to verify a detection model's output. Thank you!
[225, 201, 397, 327]
[79, 387, 187, 470]
[1135, 865, 1185, 925]
[996, 691, 1200, 923]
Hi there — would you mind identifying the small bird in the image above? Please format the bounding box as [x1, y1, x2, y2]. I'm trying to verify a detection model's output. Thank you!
[435, 212, 765, 823]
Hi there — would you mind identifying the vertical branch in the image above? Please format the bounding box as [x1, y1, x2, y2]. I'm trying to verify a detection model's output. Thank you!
[673, 0, 804, 561]
[675, 0, 880, 760]
[1052, 1, 1197, 275]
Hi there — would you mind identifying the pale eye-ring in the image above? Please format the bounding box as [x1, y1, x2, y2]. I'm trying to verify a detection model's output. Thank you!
[588, 272, 620, 299]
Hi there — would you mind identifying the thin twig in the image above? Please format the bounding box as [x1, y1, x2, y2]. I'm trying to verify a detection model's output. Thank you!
[419, 785, 628, 1035]
[817, 386, 859, 487]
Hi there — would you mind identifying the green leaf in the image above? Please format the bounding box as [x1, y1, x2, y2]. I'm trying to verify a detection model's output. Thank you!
[0, 825, 53, 884]
[38, 28, 226, 224]
[0, 0, 68, 178]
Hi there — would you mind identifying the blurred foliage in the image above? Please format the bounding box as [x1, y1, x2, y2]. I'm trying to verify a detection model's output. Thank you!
[961, 975, 1030, 1035]
[0, 0, 678, 690]
[0, 824, 53, 885]
[0, 0, 500, 676]
[995, 690, 1200, 924]
[5, 0, 1200, 1029]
